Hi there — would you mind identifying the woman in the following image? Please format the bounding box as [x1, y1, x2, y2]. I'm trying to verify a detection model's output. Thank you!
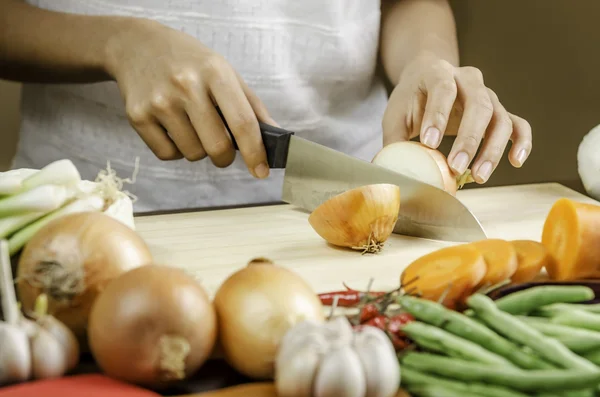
[0, 0, 532, 212]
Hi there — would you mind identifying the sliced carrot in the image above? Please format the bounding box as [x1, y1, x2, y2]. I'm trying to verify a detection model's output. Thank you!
[400, 243, 487, 309]
[541, 198, 600, 281]
[509, 240, 554, 283]
[471, 239, 518, 288]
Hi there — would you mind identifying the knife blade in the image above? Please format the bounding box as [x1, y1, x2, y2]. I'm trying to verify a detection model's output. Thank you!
[218, 108, 487, 242]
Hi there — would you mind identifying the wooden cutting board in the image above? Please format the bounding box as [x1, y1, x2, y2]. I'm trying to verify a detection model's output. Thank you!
[134, 182, 598, 298]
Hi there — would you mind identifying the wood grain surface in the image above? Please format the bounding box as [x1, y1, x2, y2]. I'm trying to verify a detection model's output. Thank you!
[135, 183, 599, 299]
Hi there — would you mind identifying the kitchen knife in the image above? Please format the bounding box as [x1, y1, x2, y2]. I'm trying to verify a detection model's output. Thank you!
[218, 109, 487, 242]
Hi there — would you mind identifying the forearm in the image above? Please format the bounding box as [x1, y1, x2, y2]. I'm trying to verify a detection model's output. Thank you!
[0, 0, 143, 83]
[380, 0, 459, 86]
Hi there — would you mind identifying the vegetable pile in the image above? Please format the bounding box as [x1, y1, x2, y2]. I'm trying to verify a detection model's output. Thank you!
[275, 316, 399, 397]
[397, 285, 600, 397]
[0, 239, 79, 385]
[398, 238, 548, 310]
[0, 159, 137, 256]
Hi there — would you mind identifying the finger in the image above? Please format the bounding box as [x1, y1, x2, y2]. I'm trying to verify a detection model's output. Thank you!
[448, 67, 494, 175]
[420, 63, 458, 149]
[235, 71, 280, 127]
[507, 113, 532, 168]
[126, 105, 183, 160]
[149, 93, 207, 161]
[185, 89, 236, 168]
[382, 87, 421, 146]
[470, 89, 513, 183]
[209, 68, 269, 179]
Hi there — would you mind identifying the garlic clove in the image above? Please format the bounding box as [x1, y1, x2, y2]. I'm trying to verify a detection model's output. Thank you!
[313, 345, 366, 397]
[29, 324, 69, 379]
[353, 326, 401, 397]
[0, 323, 31, 385]
[38, 315, 80, 372]
[322, 316, 354, 346]
[276, 343, 324, 397]
[308, 184, 400, 254]
[276, 329, 328, 376]
[279, 319, 323, 349]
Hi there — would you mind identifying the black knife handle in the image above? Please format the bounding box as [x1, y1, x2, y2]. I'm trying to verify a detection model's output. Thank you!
[215, 106, 294, 169]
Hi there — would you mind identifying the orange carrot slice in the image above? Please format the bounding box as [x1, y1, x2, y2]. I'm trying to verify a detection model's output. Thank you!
[510, 240, 554, 283]
[400, 244, 487, 309]
[541, 198, 600, 281]
[471, 239, 518, 288]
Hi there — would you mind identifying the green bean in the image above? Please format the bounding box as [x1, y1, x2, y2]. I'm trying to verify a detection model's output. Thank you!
[492, 285, 595, 315]
[401, 367, 530, 397]
[536, 305, 600, 332]
[400, 351, 600, 392]
[518, 316, 600, 353]
[398, 296, 553, 369]
[583, 349, 600, 366]
[406, 384, 483, 397]
[406, 384, 481, 397]
[466, 294, 598, 372]
[401, 321, 515, 366]
[549, 303, 600, 313]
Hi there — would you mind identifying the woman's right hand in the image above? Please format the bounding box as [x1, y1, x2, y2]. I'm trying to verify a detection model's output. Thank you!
[104, 19, 275, 179]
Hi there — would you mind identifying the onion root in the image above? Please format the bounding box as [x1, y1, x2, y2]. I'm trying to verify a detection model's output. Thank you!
[158, 334, 191, 381]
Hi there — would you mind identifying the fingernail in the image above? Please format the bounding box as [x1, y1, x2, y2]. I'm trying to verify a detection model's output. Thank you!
[516, 149, 528, 167]
[477, 161, 493, 182]
[422, 127, 441, 148]
[451, 152, 470, 174]
[254, 163, 269, 178]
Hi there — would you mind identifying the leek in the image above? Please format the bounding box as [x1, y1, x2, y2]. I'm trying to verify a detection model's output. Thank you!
[8, 194, 105, 256]
[0, 211, 47, 239]
[0, 169, 38, 195]
[0, 185, 76, 218]
[20, 159, 81, 191]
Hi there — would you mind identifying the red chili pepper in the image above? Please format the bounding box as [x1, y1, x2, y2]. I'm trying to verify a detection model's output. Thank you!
[318, 290, 386, 307]
[359, 303, 381, 323]
[388, 313, 414, 331]
[387, 313, 414, 338]
[363, 314, 388, 330]
[318, 290, 361, 306]
[389, 333, 410, 350]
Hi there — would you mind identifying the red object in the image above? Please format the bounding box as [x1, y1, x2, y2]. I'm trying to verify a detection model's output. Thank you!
[358, 303, 381, 322]
[0, 374, 160, 397]
[318, 289, 386, 307]
[363, 314, 388, 330]
[388, 313, 415, 334]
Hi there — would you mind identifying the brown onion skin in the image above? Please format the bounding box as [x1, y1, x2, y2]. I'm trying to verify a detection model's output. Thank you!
[214, 263, 325, 380]
[16, 211, 153, 349]
[88, 265, 217, 387]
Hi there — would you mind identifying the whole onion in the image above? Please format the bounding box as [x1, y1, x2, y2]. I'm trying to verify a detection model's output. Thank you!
[213, 260, 325, 380]
[88, 265, 217, 387]
[16, 211, 153, 347]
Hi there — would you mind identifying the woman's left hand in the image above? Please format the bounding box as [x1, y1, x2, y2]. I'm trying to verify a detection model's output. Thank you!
[382, 54, 532, 183]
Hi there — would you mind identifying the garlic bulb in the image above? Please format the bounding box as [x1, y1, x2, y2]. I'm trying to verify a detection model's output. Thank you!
[0, 240, 80, 386]
[578, 123, 600, 201]
[275, 316, 400, 397]
[308, 184, 401, 254]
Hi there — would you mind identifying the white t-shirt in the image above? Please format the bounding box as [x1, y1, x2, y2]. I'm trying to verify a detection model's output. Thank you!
[14, 0, 389, 213]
